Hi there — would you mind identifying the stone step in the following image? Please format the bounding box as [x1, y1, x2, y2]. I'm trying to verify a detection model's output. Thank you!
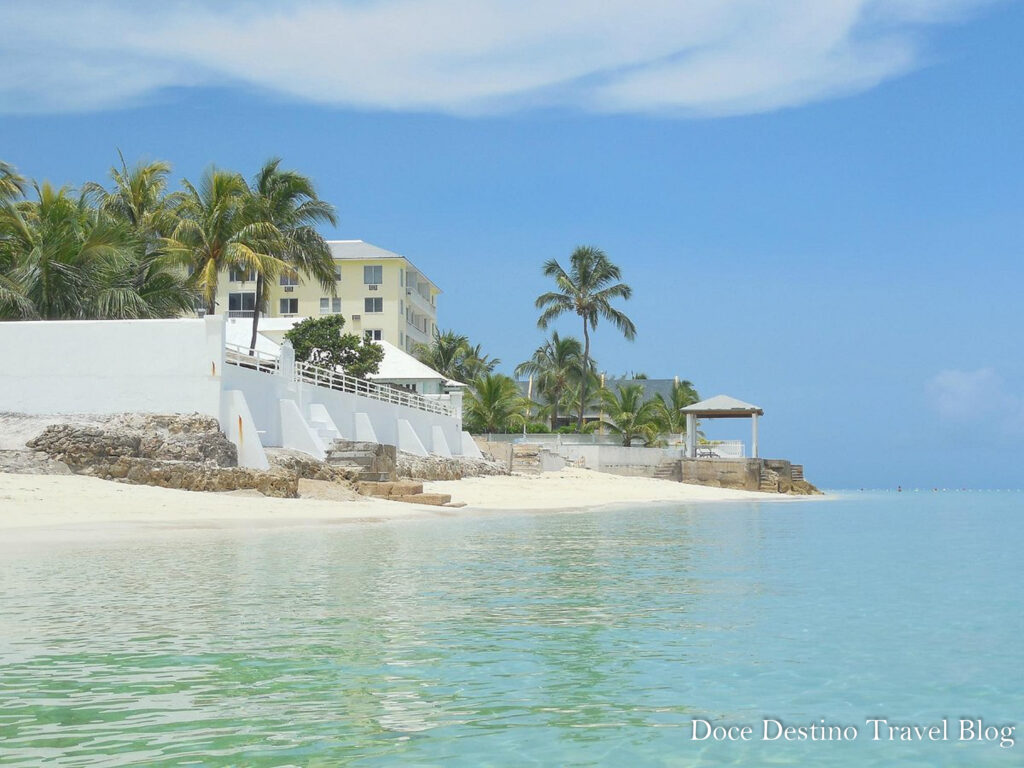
[392, 493, 453, 506]
[329, 441, 381, 452]
[356, 480, 425, 498]
[356, 471, 391, 483]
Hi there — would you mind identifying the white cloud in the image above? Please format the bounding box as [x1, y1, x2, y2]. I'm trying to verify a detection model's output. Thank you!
[0, 0, 999, 116]
[926, 368, 1024, 434]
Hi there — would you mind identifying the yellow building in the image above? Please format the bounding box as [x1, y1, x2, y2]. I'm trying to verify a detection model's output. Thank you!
[215, 240, 440, 354]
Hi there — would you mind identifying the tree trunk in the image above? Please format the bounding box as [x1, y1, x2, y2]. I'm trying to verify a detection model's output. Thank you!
[577, 319, 590, 432]
[248, 274, 264, 355]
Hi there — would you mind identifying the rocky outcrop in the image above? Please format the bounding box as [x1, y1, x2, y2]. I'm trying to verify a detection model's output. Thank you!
[24, 415, 304, 497]
[97, 456, 298, 497]
[396, 451, 507, 481]
[28, 415, 238, 469]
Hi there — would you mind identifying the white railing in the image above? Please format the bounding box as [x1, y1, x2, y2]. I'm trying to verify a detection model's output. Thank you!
[224, 342, 453, 417]
[225, 343, 279, 374]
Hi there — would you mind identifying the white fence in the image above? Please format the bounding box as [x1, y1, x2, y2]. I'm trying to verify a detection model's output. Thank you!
[225, 343, 454, 417]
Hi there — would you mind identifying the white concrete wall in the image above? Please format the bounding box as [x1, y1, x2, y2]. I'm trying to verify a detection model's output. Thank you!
[0, 318, 224, 417]
[223, 362, 467, 457]
[549, 444, 684, 470]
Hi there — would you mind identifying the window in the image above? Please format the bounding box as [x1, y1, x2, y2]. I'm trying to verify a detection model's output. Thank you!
[364, 329, 383, 341]
[228, 292, 256, 315]
[320, 298, 330, 314]
[400, 269, 404, 287]
[280, 269, 299, 286]
[333, 267, 342, 281]
[332, 297, 341, 313]
[279, 298, 299, 314]
[363, 265, 382, 285]
[400, 300, 404, 315]
[399, 331, 404, 346]
[229, 268, 256, 282]
[364, 297, 383, 313]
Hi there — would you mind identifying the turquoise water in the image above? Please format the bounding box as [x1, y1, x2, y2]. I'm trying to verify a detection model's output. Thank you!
[1, 492, 1022, 766]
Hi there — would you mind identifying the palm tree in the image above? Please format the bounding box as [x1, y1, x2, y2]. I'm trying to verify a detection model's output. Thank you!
[414, 329, 470, 380]
[653, 379, 700, 437]
[460, 343, 500, 382]
[83, 153, 178, 238]
[515, 332, 591, 429]
[536, 246, 636, 431]
[244, 158, 338, 353]
[83, 155, 196, 318]
[588, 383, 660, 447]
[165, 167, 284, 315]
[464, 373, 530, 434]
[413, 329, 498, 383]
[0, 161, 26, 204]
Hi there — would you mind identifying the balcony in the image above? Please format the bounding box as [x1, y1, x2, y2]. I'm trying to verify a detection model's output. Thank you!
[405, 286, 435, 316]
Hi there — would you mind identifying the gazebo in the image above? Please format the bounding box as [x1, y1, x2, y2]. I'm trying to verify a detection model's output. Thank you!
[681, 394, 764, 459]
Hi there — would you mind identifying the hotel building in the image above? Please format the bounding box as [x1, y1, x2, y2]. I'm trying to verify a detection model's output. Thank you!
[215, 240, 440, 354]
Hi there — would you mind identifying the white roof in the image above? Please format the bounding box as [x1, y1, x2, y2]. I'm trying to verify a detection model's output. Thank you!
[681, 394, 764, 416]
[225, 317, 461, 387]
[368, 340, 465, 388]
[327, 240, 404, 261]
[224, 318, 284, 356]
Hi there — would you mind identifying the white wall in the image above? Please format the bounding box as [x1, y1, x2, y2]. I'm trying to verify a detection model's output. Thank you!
[223, 362, 467, 457]
[0, 318, 224, 416]
[551, 444, 684, 470]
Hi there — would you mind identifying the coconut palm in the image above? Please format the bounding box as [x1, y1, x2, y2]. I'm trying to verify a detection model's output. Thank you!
[414, 329, 470, 379]
[165, 167, 284, 315]
[515, 332, 591, 429]
[0, 182, 187, 320]
[465, 373, 530, 434]
[83, 154, 179, 239]
[82, 155, 196, 318]
[653, 379, 700, 436]
[414, 329, 498, 383]
[587, 383, 660, 447]
[535, 246, 636, 431]
[0, 161, 26, 204]
[243, 158, 338, 352]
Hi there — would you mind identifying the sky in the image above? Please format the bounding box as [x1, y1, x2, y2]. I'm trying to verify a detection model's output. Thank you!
[1, 0, 1022, 488]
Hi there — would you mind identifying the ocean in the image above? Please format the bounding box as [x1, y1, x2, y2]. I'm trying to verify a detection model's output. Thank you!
[1, 491, 1021, 766]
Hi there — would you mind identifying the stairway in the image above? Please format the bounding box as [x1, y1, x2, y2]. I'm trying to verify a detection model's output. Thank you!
[653, 460, 681, 482]
[759, 466, 779, 492]
[511, 443, 542, 474]
[791, 464, 804, 481]
[325, 439, 395, 482]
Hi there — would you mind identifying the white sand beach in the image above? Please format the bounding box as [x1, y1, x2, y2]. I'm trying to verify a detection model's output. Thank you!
[0, 468, 794, 535]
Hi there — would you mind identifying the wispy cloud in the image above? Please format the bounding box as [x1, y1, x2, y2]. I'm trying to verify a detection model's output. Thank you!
[926, 368, 1024, 434]
[0, 0, 999, 117]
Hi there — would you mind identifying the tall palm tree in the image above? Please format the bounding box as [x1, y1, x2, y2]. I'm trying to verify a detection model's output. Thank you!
[83, 155, 196, 318]
[536, 246, 636, 431]
[165, 167, 284, 315]
[653, 379, 700, 437]
[515, 332, 590, 429]
[83, 153, 178, 238]
[465, 373, 529, 434]
[588, 383, 660, 447]
[244, 159, 338, 353]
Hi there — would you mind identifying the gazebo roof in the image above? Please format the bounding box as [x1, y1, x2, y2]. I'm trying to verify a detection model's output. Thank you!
[681, 394, 764, 418]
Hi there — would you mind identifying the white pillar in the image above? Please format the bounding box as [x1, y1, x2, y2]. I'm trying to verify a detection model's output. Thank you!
[686, 413, 696, 458]
[751, 413, 759, 459]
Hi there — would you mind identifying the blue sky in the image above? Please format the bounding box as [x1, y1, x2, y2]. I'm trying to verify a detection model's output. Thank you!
[1, 0, 1022, 488]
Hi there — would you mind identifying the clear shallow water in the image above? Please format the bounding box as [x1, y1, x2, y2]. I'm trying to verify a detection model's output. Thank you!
[1, 492, 1022, 767]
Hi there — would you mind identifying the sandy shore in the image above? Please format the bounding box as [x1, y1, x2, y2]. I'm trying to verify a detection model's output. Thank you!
[424, 467, 791, 509]
[0, 467, 802, 537]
